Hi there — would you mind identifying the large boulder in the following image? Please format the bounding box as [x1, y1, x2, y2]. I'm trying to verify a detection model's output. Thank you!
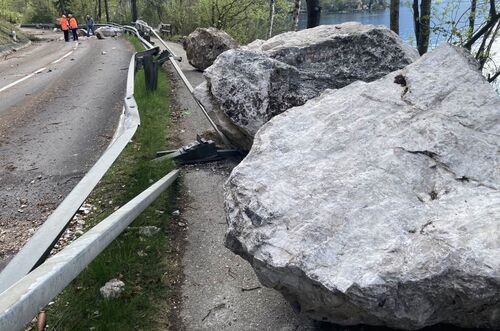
[95, 26, 121, 39]
[224, 44, 500, 330]
[195, 22, 419, 150]
[183, 27, 239, 71]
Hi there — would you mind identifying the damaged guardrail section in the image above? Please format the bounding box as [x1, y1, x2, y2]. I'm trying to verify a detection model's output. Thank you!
[0, 23, 179, 330]
[0, 170, 179, 331]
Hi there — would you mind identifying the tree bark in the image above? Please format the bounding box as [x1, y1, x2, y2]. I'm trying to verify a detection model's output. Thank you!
[390, 0, 400, 35]
[469, 0, 477, 37]
[104, 0, 110, 22]
[306, 0, 321, 28]
[418, 0, 431, 55]
[268, 0, 275, 38]
[412, 0, 432, 55]
[98, 0, 102, 22]
[412, 0, 420, 44]
[59, 0, 65, 14]
[292, 0, 301, 31]
[131, 0, 138, 22]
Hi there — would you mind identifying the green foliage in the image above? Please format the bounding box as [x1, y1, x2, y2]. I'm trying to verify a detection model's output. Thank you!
[320, 0, 387, 12]
[160, 0, 292, 44]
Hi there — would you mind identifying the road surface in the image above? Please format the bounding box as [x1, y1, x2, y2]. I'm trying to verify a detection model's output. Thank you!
[0, 33, 132, 270]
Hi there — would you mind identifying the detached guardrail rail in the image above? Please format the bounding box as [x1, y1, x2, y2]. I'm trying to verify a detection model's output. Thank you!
[0, 24, 179, 330]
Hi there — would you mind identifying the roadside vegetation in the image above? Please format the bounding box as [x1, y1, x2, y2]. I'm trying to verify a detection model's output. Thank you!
[0, 20, 28, 46]
[44, 36, 178, 330]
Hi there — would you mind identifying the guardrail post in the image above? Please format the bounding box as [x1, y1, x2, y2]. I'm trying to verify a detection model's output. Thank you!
[143, 54, 158, 91]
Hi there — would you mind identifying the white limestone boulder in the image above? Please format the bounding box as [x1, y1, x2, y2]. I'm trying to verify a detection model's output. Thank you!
[196, 22, 419, 150]
[224, 44, 500, 329]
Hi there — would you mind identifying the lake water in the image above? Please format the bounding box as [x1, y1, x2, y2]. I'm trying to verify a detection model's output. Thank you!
[298, 1, 499, 92]
[298, 1, 474, 46]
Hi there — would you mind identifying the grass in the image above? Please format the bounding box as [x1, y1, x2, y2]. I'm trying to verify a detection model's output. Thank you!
[0, 20, 29, 46]
[45, 36, 177, 331]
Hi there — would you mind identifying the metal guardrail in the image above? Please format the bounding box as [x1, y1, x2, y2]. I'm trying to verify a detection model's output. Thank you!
[134, 21, 233, 148]
[0, 170, 179, 331]
[0, 22, 181, 331]
[0, 25, 154, 294]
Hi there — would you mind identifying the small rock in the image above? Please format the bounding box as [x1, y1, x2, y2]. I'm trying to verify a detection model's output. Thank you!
[178, 222, 186, 227]
[99, 279, 125, 299]
[138, 226, 160, 237]
[101, 51, 107, 55]
[172, 210, 180, 216]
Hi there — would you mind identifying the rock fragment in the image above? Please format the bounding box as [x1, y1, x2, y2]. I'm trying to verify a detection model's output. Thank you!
[100, 279, 125, 299]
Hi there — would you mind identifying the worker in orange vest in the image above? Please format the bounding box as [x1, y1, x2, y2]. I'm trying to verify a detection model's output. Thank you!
[68, 14, 78, 41]
[60, 15, 69, 42]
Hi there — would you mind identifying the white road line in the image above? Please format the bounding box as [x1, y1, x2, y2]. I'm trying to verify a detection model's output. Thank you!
[0, 46, 76, 93]
[51, 50, 73, 64]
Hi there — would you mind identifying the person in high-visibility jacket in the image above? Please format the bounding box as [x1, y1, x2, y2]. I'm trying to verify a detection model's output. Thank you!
[60, 15, 69, 42]
[68, 14, 78, 41]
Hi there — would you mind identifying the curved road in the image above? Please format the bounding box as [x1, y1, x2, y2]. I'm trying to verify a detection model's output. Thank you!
[0, 34, 132, 269]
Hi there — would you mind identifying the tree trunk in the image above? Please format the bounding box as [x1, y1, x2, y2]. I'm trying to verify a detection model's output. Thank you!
[412, 0, 432, 55]
[469, 0, 477, 37]
[418, 0, 431, 55]
[412, 0, 420, 46]
[98, 0, 102, 22]
[306, 0, 321, 28]
[390, 0, 399, 34]
[131, 0, 138, 22]
[292, 0, 301, 31]
[59, 0, 65, 14]
[104, 0, 110, 22]
[268, 0, 275, 38]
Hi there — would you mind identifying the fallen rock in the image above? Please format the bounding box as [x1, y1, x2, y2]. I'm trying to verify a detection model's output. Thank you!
[195, 22, 418, 150]
[225, 44, 500, 330]
[95, 26, 121, 39]
[183, 27, 239, 71]
[138, 226, 160, 237]
[100, 279, 125, 299]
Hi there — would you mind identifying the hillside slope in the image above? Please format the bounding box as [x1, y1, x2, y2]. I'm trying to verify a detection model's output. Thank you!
[0, 20, 29, 48]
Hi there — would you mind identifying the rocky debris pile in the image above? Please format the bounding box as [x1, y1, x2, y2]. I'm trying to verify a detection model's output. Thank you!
[100, 279, 125, 299]
[95, 26, 121, 39]
[183, 27, 239, 71]
[224, 44, 500, 330]
[195, 22, 418, 150]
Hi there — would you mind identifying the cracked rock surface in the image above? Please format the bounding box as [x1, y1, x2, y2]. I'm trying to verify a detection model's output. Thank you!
[196, 22, 418, 149]
[225, 44, 500, 330]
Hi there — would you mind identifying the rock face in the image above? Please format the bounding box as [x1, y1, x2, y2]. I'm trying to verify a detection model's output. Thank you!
[224, 44, 500, 330]
[183, 27, 239, 71]
[195, 22, 419, 150]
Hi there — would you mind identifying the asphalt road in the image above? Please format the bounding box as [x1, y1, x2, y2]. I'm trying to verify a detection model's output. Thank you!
[0, 35, 132, 270]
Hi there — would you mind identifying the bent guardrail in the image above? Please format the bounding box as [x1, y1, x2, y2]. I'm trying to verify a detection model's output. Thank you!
[134, 21, 233, 148]
[0, 170, 179, 331]
[0, 25, 149, 294]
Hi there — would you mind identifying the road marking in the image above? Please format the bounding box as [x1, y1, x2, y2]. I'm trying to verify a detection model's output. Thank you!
[51, 50, 73, 64]
[0, 47, 76, 93]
